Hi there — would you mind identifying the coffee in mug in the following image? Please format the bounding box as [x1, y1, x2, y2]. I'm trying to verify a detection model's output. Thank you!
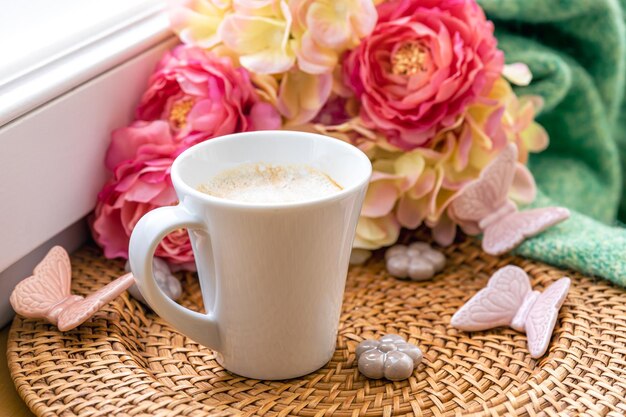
[197, 163, 342, 203]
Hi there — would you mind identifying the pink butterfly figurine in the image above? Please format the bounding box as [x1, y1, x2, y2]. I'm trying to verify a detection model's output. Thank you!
[449, 143, 570, 255]
[451, 266, 570, 358]
[10, 246, 135, 331]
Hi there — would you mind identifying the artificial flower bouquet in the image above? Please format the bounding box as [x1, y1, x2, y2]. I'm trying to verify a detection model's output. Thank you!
[91, 0, 548, 268]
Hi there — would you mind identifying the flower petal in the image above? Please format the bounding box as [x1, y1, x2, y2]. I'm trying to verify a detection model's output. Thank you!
[240, 50, 296, 74]
[396, 196, 427, 228]
[169, 0, 227, 48]
[219, 3, 295, 74]
[428, 214, 456, 247]
[503, 63, 532, 86]
[296, 31, 338, 74]
[278, 69, 332, 124]
[306, 0, 352, 48]
[354, 214, 401, 249]
[219, 14, 282, 54]
[520, 121, 549, 153]
[361, 180, 400, 217]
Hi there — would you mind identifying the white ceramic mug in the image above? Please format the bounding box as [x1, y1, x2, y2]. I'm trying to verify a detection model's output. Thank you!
[129, 130, 371, 380]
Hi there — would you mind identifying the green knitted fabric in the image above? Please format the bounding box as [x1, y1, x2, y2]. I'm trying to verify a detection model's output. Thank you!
[476, 0, 626, 285]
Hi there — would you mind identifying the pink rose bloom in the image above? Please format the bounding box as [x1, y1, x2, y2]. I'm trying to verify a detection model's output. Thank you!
[91, 121, 195, 269]
[137, 45, 281, 145]
[342, 0, 504, 150]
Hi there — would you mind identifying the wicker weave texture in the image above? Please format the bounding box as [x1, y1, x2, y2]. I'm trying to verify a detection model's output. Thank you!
[7, 238, 626, 417]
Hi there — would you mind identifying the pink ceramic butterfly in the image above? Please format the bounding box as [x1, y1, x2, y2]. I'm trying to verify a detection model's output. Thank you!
[449, 143, 570, 255]
[10, 246, 135, 331]
[451, 265, 570, 358]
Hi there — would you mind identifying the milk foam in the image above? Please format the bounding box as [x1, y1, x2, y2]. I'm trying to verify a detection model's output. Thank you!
[198, 163, 342, 203]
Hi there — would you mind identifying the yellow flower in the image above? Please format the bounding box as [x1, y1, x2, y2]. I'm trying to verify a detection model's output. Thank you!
[291, 0, 377, 74]
[218, 0, 296, 74]
[169, 0, 232, 48]
[171, 0, 377, 76]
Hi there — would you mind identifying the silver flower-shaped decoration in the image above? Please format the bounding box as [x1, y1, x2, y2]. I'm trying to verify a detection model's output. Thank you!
[356, 334, 423, 381]
[125, 258, 182, 304]
[385, 242, 445, 281]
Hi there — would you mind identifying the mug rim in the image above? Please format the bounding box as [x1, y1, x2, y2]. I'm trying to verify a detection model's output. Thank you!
[171, 130, 372, 210]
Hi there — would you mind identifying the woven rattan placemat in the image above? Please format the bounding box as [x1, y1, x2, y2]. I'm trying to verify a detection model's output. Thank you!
[7, 238, 626, 417]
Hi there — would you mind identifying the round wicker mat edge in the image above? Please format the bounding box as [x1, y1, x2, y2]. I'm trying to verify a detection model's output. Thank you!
[7, 237, 626, 417]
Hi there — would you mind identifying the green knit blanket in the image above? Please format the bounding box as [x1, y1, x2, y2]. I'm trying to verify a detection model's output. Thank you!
[478, 0, 626, 285]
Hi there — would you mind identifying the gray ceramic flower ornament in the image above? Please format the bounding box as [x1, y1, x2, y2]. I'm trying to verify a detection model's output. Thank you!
[356, 334, 423, 381]
[125, 258, 182, 304]
[385, 242, 446, 281]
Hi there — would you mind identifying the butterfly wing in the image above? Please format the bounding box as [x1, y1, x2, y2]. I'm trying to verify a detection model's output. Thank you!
[10, 246, 72, 318]
[482, 207, 570, 255]
[57, 273, 134, 331]
[451, 144, 518, 223]
[525, 277, 571, 358]
[451, 266, 531, 331]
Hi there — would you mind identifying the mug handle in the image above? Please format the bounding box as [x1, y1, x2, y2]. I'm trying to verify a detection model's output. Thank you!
[129, 204, 220, 351]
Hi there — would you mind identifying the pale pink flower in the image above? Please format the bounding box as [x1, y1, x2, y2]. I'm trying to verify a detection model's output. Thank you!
[342, 0, 504, 149]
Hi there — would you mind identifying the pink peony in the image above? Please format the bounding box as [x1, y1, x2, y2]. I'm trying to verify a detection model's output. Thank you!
[342, 0, 503, 150]
[136, 45, 281, 145]
[91, 121, 195, 269]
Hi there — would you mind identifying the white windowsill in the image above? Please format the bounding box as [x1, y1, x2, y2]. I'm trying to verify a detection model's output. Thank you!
[0, 0, 171, 126]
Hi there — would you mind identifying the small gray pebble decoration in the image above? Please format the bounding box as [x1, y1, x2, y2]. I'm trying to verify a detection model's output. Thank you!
[385, 242, 445, 281]
[125, 258, 182, 304]
[356, 334, 423, 381]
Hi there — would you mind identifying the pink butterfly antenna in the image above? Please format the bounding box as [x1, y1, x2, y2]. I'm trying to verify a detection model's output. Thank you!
[451, 265, 570, 358]
[10, 246, 135, 331]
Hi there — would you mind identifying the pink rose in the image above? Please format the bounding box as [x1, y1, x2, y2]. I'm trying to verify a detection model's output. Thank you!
[342, 0, 503, 150]
[137, 45, 281, 145]
[91, 121, 195, 268]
